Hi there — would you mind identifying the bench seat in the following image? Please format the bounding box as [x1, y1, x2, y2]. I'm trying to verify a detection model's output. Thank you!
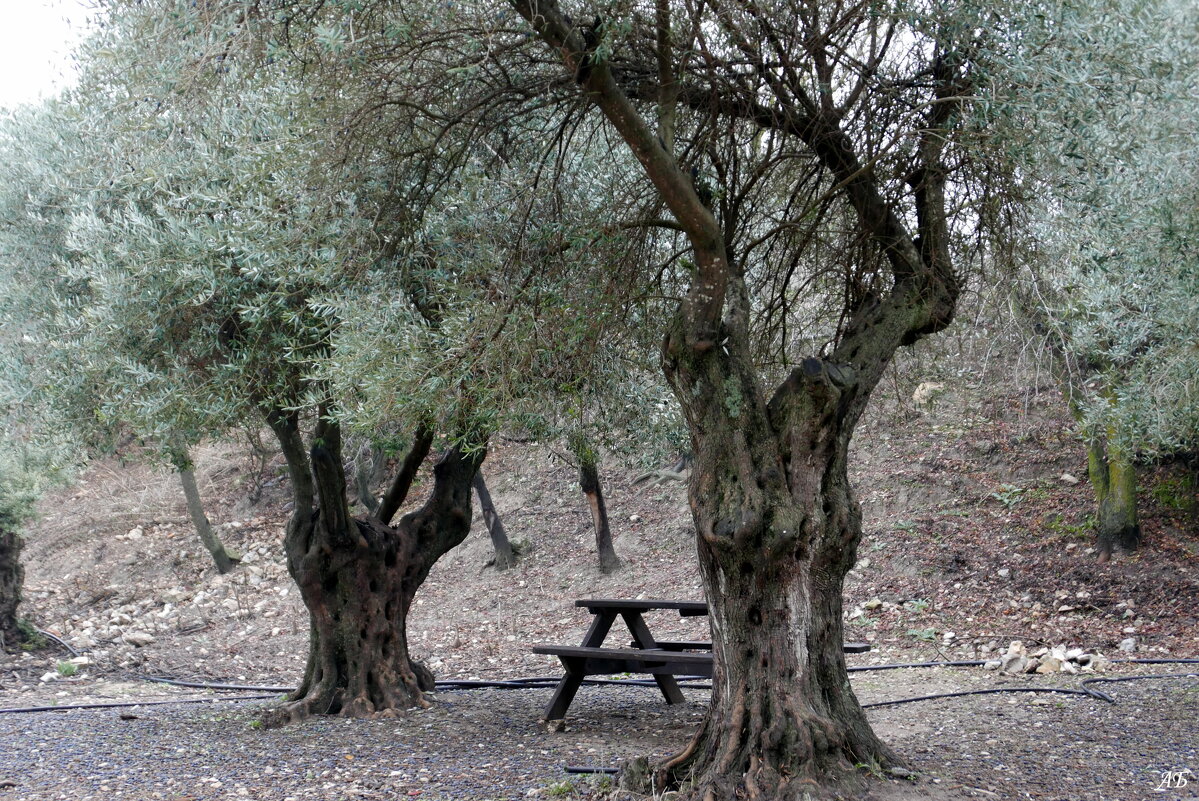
[533, 644, 715, 678]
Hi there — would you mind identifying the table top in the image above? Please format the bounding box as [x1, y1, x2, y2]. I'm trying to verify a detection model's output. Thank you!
[574, 598, 708, 614]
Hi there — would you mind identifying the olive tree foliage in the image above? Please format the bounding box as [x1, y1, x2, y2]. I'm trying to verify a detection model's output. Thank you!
[1003, 0, 1199, 556]
[0, 104, 81, 649]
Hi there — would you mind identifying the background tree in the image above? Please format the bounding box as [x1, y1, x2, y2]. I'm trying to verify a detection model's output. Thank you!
[0, 105, 78, 651]
[1005, 0, 1199, 558]
[11, 3, 493, 721]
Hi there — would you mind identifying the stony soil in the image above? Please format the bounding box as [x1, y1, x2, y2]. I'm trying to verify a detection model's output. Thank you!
[3, 360, 1197, 800]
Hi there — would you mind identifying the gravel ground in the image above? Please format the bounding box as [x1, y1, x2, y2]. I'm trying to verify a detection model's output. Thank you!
[1, 664, 1196, 801]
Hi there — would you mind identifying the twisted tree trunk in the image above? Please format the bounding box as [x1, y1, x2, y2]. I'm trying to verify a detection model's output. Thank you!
[263, 411, 482, 725]
[650, 340, 895, 796]
[0, 527, 23, 653]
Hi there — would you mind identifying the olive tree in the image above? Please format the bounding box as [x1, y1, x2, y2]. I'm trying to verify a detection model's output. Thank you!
[26, 4, 495, 722]
[0, 104, 78, 650]
[496, 0, 1009, 794]
[1009, 0, 1199, 558]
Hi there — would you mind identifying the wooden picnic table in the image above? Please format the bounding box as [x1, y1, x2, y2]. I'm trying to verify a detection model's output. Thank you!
[532, 598, 869, 724]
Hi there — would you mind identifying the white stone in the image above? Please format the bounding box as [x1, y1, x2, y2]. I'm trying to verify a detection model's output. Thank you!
[123, 631, 156, 647]
[1000, 654, 1027, 674]
[912, 382, 946, 406]
[1036, 657, 1062, 674]
[997, 568, 1011, 578]
[1118, 637, 1137, 652]
[1059, 473, 1080, 484]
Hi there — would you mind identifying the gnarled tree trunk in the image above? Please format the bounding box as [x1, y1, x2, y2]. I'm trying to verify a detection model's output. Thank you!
[1088, 436, 1141, 560]
[651, 343, 895, 797]
[263, 411, 482, 726]
[0, 527, 23, 653]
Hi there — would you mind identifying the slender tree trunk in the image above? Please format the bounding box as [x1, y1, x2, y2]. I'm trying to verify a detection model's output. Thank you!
[578, 454, 621, 574]
[1087, 436, 1141, 561]
[262, 411, 482, 726]
[0, 527, 23, 653]
[178, 466, 235, 574]
[473, 471, 515, 570]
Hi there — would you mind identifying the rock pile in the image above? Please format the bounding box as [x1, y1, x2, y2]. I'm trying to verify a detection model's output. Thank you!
[983, 641, 1111, 674]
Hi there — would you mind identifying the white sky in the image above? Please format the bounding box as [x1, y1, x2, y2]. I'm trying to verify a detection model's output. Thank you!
[0, 0, 95, 109]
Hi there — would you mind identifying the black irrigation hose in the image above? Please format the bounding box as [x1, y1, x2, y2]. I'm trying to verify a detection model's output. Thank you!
[850, 660, 986, 671]
[862, 686, 1112, 708]
[34, 629, 78, 658]
[140, 676, 293, 693]
[1080, 672, 1199, 698]
[0, 695, 278, 715]
[2, 658, 1195, 717]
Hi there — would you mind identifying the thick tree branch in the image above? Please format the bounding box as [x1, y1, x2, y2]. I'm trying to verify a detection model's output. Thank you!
[510, 0, 729, 343]
[377, 425, 436, 526]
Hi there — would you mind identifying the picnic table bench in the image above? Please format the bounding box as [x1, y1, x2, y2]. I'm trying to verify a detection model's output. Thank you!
[532, 598, 869, 723]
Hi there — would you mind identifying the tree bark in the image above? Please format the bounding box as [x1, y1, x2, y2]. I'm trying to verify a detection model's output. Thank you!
[353, 444, 386, 516]
[473, 471, 515, 570]
[262, 409, 482, 726]
[578, 453, 621, 574]
[178, 466, 235, 574]
[1087, 437, 1141, 560]
[0, 527, 23, 653]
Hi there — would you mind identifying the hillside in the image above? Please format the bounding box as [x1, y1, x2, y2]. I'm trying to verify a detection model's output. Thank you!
[2, 361, 1197, 800]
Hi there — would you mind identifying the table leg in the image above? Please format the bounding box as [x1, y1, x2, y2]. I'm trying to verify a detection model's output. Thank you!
[621, 611, 686, 705]
[542, 657, 585, 722]
[579, 611, 616, 647]
[542, 612, 618, 722]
